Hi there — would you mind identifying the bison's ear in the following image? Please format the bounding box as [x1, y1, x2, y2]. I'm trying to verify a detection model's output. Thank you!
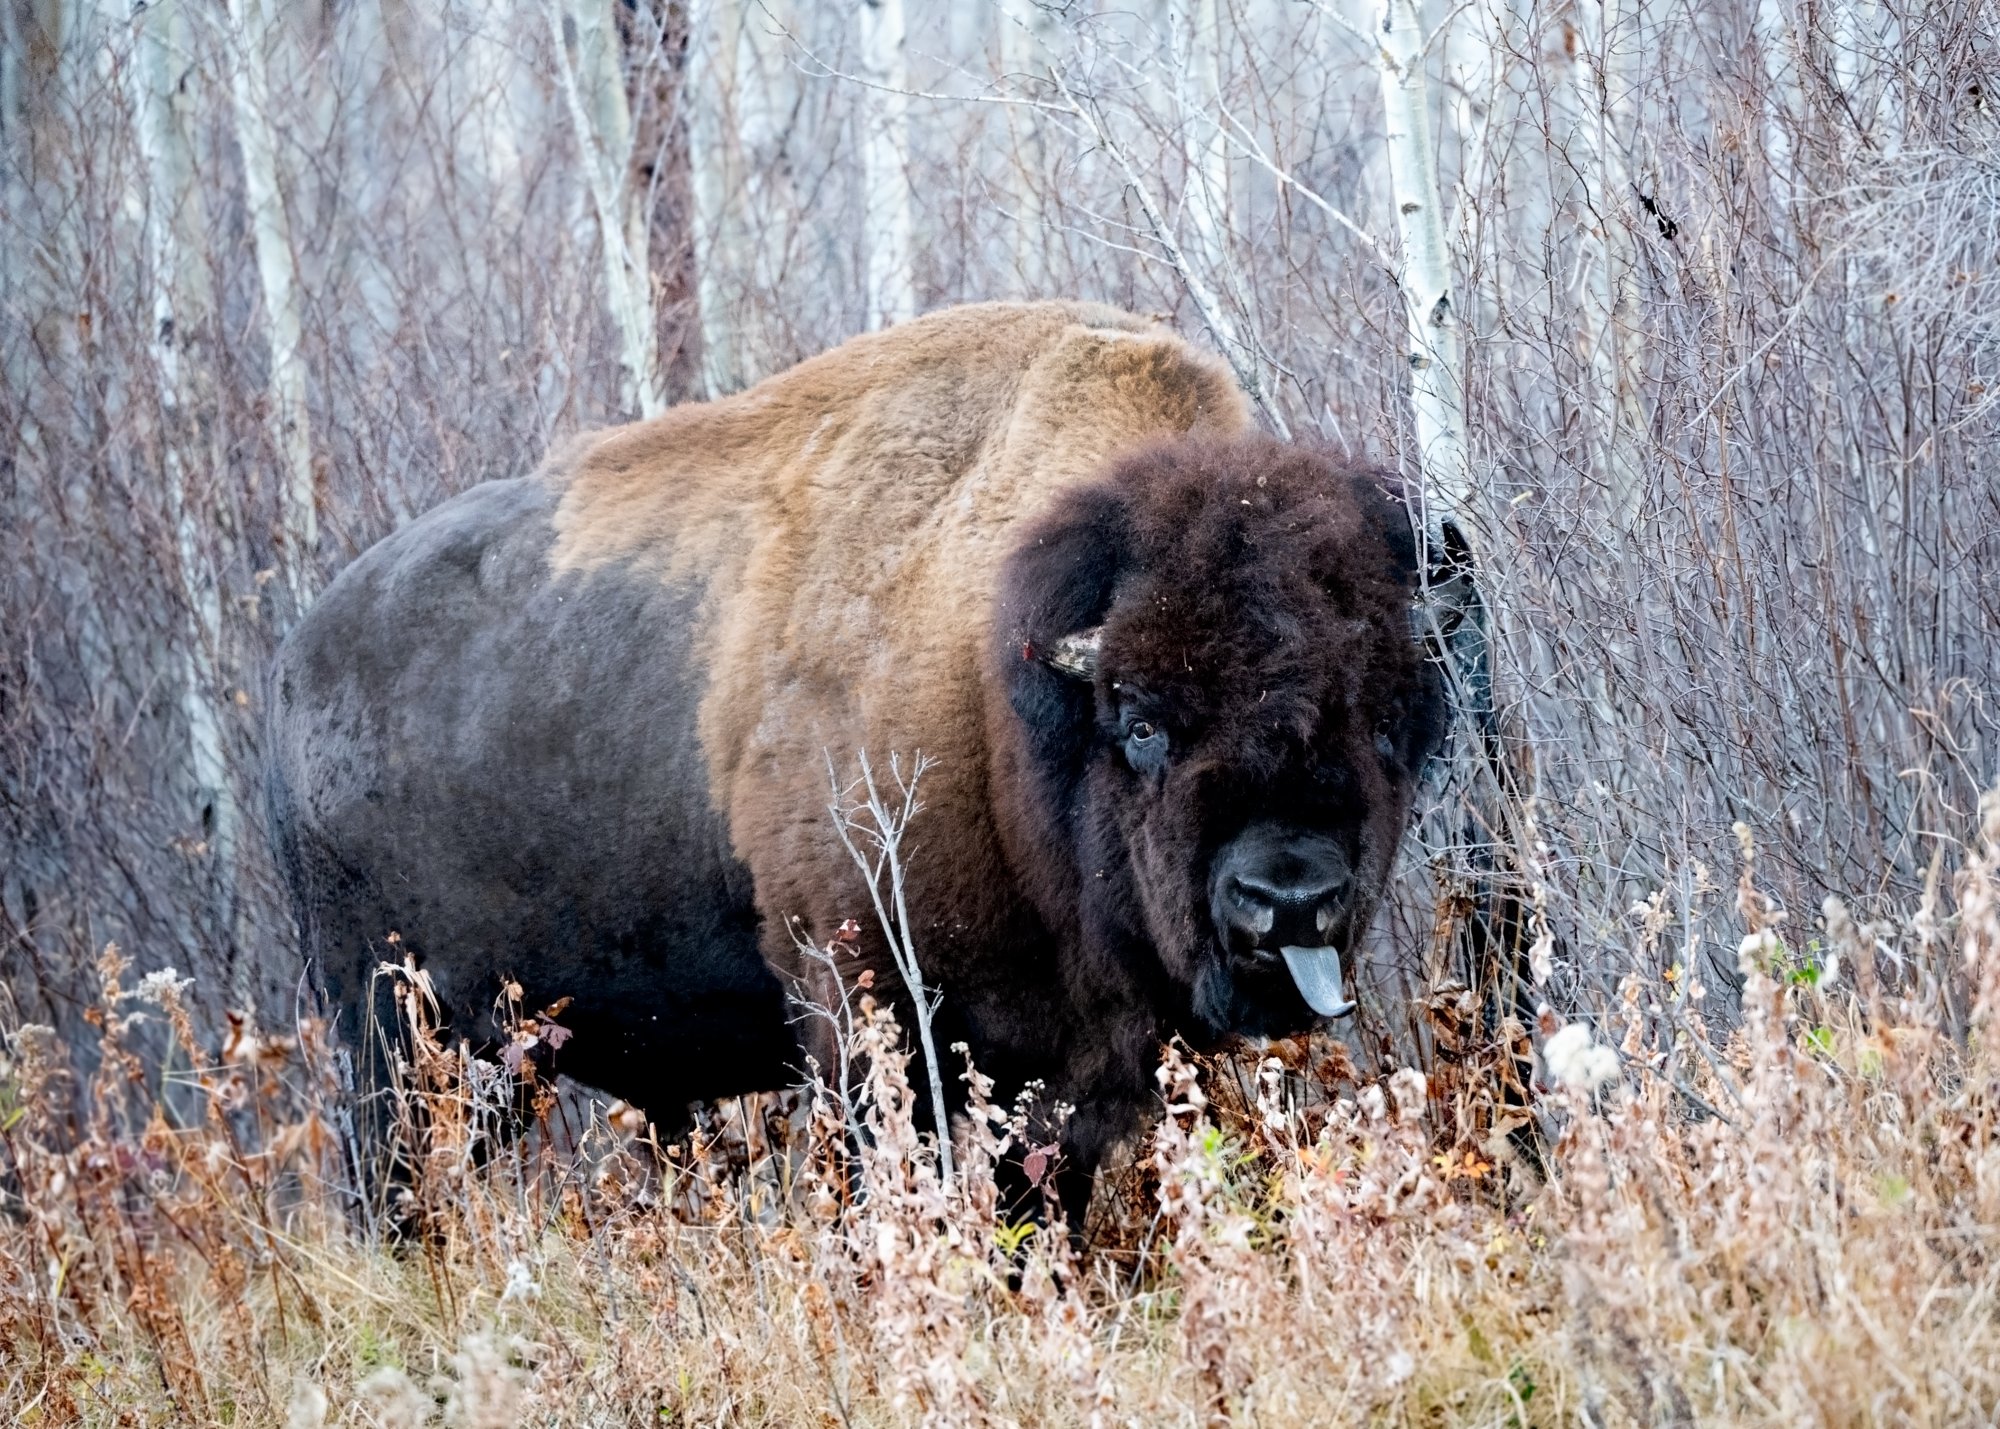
[992, 485, 1132, 765]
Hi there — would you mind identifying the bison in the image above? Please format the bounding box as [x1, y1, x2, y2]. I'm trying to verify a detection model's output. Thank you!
[267, 300, 1453, 1221]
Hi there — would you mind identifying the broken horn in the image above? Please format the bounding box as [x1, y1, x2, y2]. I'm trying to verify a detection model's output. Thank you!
[1045, 627, 1103, 681]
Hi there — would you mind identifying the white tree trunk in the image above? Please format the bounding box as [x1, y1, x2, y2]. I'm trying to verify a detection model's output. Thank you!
[1176, 0, 1234, 290]
[1169, 0, 1278, 424]
[1755, 0, 1799, 212]
[686, 0, 745, 396]
[688, 0, 796, 392]
[129, 0, 242, 975]
[460, 1, 528, 230]
[998, 0, 1057, 295]
[546, 0, 666, 417]
[856, 0, 916, 329]
[574, 0, 648, 280]
[224, 0, 318, 611]
[1373, 0, 1472, 537]
[736, 0, 796, 307]
[1562, 0, 1648, 529]
[1824, 0, 1898, 149]
[0, 1, 24, 146]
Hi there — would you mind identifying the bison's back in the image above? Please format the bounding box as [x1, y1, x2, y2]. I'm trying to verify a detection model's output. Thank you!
[268, 474, 796, 1119]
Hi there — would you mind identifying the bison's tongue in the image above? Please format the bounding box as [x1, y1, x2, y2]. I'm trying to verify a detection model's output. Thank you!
[1279, 945, 1356, 1018]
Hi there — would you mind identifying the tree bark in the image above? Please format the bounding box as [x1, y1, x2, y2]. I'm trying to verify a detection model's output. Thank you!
[224, 0, 318, 612]
[856, 0, 916, 329]
[1177, 0, 1234, 301]
[1371, 0, 1545, 1052]
[461, 1, 528, 231]
[1561, 0, 1649, 531]
[1373, 0, 1472, 536]
[130, 0, 243, 984]
[547, 0, 667, 417]
[686, 0, 744, 395]
[998, 0, 1057, 296]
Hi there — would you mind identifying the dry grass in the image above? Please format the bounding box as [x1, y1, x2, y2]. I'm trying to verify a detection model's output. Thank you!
[5, 792, 2000, 1428]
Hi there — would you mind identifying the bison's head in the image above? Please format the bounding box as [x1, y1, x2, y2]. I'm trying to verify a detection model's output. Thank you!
[990, 435, 1456, 1041]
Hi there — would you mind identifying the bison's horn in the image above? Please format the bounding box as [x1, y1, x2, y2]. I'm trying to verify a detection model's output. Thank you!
[1045, 627, 1102, 681]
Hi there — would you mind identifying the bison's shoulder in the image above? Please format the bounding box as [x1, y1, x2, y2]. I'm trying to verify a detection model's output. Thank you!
[673, 303, 1250, 981]
[545, 302, 1246, 575]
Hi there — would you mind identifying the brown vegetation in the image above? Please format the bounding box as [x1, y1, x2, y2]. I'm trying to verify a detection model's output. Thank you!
[6, 803, 2000, 1425]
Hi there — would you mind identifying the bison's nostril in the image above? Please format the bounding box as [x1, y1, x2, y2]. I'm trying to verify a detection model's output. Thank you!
[1213, 826, 1356, 954]
[1233, 872, 1348, 910]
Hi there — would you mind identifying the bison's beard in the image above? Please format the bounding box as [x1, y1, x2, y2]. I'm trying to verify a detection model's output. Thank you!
[1105, 788, 1240, 1033]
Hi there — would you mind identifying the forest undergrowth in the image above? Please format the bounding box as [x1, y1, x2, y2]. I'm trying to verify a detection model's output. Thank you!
[6, 793, 2000, 1428]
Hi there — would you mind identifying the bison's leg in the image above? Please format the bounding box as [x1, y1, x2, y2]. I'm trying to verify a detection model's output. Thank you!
[273, 805, 435, 1227]
[992, 1139, 1097, 1248]
[321, 903, 431, 1226]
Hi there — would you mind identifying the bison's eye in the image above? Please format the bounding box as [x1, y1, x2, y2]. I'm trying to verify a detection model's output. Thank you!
[1123, 718, 1169, 775]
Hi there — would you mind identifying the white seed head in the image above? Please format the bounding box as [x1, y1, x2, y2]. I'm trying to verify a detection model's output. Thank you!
[1544, 1022, 1621, 1095]
[1738, 928, 1781, 976]
[133, 967, 193, 1006]
[1388, 1067, 1428, 1122]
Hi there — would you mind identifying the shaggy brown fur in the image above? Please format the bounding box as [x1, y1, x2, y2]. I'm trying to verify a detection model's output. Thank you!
[552, 300, 1252, 1060]
[270, 300, 1442, 1223]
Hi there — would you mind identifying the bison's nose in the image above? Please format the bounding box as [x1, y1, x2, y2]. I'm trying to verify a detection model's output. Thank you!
[1210, 824, 1353, 955]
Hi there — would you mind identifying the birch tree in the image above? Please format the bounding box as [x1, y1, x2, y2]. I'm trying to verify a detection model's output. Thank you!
[224, 0, 318, 611]
[546, 0, 667, 417]
[1176, 0, 1235, 296]
[998, 0, 1057, 294]
[128, 0, 243, 972]
[687, 0, 747, 395]
[736, 0, 801, 333]
[0, 2, 27, 153]
[459, 2, 528, 231]
[856, 0, 916, 329]
[1370, 0, 1471, 537]
[1560, 0, 1649, 530]
[688, 0, 800, 393]
[1358, 0, 1556, 1006]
